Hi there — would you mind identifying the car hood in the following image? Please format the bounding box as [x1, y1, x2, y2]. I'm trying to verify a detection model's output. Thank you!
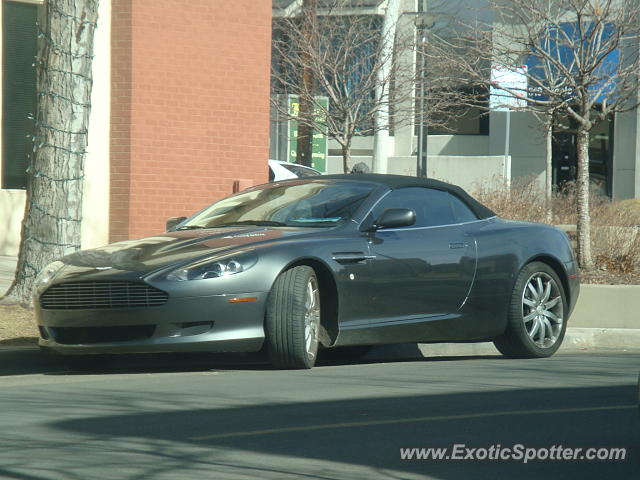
[58, 226, 315, 277]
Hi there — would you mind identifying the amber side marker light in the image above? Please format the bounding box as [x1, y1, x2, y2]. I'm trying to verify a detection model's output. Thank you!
[228, 297, 258, 303]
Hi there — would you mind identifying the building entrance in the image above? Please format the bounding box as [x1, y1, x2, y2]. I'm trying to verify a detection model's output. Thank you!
[552, 116, 614, 197]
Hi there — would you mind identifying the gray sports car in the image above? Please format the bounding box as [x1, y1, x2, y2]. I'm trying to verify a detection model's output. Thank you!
[35, 174, 580, 369]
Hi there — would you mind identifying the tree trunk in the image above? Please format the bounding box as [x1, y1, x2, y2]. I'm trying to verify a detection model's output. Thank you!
[3, 0, 99, 305]
[575, 128, 594, 269]
[545, 117, 553, 224]
[341, 141, 352, 173]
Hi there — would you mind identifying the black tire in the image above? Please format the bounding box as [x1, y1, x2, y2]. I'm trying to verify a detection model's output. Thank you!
[494, 261, 568, 358]
[266, 266, 320, 369]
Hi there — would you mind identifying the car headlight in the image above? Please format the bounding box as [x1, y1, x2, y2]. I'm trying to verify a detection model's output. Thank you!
[165, 254, 257, 281]
[33, 261, 65, 291]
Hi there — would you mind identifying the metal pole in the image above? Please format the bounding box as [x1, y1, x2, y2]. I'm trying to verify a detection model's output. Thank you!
[504, 108, 510, 180]
[415, 1, 430, 177]
[296, 0, 317, 167]
[420, 60, 428, 178]
[373, 0, 399, 174]
[416, 47, 425, 176]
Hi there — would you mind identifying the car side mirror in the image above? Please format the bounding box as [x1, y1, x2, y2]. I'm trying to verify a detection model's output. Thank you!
[373, 208, 416, 230]
[166, 216, 187, 231]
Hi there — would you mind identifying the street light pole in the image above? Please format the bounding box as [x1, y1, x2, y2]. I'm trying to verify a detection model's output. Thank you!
[416, 31, 428, 177]
[414, 2, 434, 177]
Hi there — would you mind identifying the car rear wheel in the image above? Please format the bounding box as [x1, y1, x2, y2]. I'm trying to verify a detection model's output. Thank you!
[266, 266, 320, 369]
[494, 261, 568, 358]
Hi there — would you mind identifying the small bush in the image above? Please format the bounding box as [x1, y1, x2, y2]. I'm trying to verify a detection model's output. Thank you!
[470, 177, 640, 273]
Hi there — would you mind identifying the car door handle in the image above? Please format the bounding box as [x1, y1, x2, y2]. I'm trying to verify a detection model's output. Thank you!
[332, 252, 376, 264]
[449, 242, 469, 249]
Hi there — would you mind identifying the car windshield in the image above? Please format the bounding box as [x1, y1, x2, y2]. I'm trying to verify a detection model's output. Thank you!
[180, 180, 375, 229]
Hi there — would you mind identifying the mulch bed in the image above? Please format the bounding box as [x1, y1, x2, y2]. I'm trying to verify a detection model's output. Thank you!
[579, 270, 640, 285]
[0, 305, 39, 346]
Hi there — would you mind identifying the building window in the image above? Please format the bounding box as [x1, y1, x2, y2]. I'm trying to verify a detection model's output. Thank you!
[2, 0, 38, 189]
[427, 86, 489, 136]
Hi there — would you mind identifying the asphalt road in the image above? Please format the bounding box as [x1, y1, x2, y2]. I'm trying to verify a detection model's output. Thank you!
[0, 348, 638, 480]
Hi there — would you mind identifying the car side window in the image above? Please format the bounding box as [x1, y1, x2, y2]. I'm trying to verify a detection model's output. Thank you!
[369, 187, 476, 228]
[450, 194, 478, 223]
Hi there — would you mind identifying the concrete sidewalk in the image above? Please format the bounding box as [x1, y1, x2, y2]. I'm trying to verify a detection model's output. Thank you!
[0, 256, 16, 297]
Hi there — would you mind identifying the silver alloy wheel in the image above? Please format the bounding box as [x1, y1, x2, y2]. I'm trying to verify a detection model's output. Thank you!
[304, 276, 321, 357]
[521, 272, 564, 348]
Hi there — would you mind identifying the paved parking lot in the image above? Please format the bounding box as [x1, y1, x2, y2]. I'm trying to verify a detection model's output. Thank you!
[0, 350, 638, 479]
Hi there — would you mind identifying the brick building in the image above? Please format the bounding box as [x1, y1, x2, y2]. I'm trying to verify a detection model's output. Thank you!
[0, 0, 272, 254]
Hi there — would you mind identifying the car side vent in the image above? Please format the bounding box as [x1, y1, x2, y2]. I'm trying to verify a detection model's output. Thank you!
[40, 282, 169, 310]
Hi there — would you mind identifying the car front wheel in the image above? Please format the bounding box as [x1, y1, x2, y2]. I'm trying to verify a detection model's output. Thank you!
[265, 266, 320, 369]
[494, 261, 568, 358]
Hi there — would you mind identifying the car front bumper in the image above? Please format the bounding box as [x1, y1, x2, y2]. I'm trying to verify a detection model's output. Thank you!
[36, 292, 268, 355]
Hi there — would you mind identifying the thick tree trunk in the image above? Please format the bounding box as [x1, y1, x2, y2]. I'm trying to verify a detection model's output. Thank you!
[545, 118, 553, 224]
[3, 0, 99, 305]
[575, 128, 594, 269]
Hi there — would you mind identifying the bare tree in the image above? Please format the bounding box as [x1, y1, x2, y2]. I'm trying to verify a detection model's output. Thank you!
[272, 1, 401, 172]
[3, 0, 99, 305]
[432, 0, 640, 269]
[272, 0, 473, 173]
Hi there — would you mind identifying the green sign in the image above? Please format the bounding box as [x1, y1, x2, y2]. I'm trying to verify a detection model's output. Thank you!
[287, 95, 328, 172]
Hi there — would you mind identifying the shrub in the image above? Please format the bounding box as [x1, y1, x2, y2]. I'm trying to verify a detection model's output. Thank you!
[470, 177, 640, 273]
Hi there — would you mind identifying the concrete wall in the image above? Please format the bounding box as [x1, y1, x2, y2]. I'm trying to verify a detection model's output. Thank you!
[612, 109, 639, 199]
[570, 285, 640, 329]
[329, 134, 492, 163]
[0, 190, 25, 256]
[81, 0, 111, 251]
[427, 135, 491, 157]
[327, 154, 510, 192]
[489, 110, 546, 187]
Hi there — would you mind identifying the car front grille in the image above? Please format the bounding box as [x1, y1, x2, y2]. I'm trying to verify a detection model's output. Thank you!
[40, 281, 169, 310]
[48, 325, 156, 345]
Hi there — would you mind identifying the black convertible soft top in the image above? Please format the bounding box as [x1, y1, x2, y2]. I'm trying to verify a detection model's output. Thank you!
[318, 173, 496, 220]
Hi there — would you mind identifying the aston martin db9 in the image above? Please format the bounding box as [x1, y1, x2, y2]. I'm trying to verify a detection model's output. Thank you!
[35, 174, 580, 369]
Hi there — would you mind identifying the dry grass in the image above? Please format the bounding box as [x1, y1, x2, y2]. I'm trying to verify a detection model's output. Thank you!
[472, 177, 640, 274]
[0, 305, 38, 346]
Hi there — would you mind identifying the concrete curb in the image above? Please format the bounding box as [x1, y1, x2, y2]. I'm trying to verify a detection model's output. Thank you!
[563, 328, 640, 350]
[414, 327, 640, 358]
